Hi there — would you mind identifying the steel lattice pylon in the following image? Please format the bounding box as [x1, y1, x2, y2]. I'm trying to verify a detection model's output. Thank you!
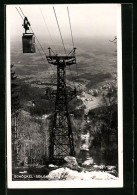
[46, 48, 77, 162]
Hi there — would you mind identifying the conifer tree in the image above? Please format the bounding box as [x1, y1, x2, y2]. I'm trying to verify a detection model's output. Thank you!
[11, 64, 20, 166]
[11, 64, 20, 113]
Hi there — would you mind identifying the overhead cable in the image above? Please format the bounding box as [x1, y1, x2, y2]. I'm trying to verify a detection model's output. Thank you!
[67, 7, 81, 91]
[19, 7, 25, 17]
[15, 7, 24, 20]
[53, 6, 67, 55]
[67, 7, 75, 48]
[39, 7, 56, 54]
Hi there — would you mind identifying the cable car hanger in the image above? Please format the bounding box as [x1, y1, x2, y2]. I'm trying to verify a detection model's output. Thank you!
[23, 17, 31, 34]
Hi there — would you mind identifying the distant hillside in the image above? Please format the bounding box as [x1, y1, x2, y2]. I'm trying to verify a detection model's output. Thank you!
[10, 37, 117, 81]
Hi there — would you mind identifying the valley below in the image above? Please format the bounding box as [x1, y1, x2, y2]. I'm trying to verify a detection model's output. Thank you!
[11, 37, 118, 180]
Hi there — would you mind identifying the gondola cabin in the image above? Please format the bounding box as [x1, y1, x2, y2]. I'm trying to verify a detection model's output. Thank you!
[22, 33, 36, 53]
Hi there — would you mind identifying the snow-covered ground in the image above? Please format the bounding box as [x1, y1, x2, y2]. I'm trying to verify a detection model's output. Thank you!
[77, 91, 101, 113]
[46, 167, 117, 180]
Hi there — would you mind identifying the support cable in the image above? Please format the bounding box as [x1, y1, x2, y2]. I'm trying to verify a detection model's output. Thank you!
[53, 7, 67, 55]
[67, 7, 81, 92]
[67, 7, 75, 48]
[39, 7, 56, 54]
[32, 28, 56, 76]
[31, 37, 56, 85]
[19, 7, 25, 17]
[29, 27, 47, 56]
[15, 7, 24, 20]
[30, 25, 56, 76]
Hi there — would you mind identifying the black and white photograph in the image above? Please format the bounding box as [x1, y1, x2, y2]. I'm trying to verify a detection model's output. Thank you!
[6, 4, 123, 188]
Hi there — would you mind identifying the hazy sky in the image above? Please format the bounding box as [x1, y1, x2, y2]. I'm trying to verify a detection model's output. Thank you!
[7, 4, 120, 45]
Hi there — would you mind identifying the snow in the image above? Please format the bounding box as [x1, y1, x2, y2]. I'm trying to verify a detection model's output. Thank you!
[48, 164, 58, 168]
[19, 171, 27, 174]
[93, 165, 116, 171]
[82, 159, 94, 166]
[46, 167, 117, 180]
[81, 132, 90, 150]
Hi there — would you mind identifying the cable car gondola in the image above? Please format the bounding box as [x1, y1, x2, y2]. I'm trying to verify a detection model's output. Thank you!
[22, 33, 36, 53]
[22, 17, 36, 53]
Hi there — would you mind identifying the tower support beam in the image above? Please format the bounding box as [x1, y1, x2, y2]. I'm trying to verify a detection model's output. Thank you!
[47, 48, 77, 163]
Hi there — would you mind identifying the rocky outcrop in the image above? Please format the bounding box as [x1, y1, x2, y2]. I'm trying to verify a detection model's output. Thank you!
[63, 156, 80, 170]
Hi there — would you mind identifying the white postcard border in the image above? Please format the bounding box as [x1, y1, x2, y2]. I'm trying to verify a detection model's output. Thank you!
[7, 4, 123, 188]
